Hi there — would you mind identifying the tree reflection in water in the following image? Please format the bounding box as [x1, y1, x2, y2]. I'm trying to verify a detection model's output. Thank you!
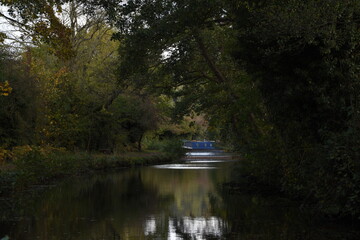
[1, 158, 360, 239]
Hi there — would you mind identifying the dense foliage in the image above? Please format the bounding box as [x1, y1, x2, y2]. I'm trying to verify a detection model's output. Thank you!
[0, 0, 201, 153]
[236, 0, 360, 217]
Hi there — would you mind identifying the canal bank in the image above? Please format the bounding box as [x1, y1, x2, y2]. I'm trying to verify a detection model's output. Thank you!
[0, 147, 183, 198]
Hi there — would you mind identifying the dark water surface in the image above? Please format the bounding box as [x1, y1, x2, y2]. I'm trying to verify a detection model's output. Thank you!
[1, 152, 359, 239]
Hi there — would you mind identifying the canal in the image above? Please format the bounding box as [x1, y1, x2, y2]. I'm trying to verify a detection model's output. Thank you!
[1, 151, 359, 239]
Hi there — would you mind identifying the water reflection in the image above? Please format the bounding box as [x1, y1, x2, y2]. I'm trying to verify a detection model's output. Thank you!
[144, 216, 227, 239]
[171, 216, 227, 239]
[186, 152, 217, 156]
[153, 164, 218, 169]
[157, 150, 234, 170]
[144, 216, 156, 235]
[1, 152, 359, 240]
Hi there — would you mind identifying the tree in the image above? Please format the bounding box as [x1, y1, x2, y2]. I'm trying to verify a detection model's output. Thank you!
[232, 0, 360, 216]
[94, 0, 270, 148]
[0, 45, 38, 147]
[0, 0, 75, 59]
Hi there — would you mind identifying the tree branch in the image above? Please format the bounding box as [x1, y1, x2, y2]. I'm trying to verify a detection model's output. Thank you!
[93, 88, 122, 112]
[193, 33, 226, 84]
[0, 12, 28, 28]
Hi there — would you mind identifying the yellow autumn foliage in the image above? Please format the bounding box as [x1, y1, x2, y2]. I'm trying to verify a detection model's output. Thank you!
[11, 145, 34, 160]
[0, 81, 12, 96]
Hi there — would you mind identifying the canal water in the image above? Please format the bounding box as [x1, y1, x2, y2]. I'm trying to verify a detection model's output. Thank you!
[1, 151, 359, 239]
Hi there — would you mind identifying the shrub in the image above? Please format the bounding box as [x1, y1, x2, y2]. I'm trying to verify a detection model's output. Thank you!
[159, 139, 186, 159]
[11, 145, 81, 188]
[144, 138, 185, 159]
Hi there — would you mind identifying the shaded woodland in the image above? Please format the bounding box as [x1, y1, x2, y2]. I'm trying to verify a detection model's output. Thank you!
[1, 0, 360, 218]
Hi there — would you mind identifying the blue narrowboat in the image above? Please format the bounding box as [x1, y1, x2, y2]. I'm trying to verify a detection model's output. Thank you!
[182, 140, 216, 150]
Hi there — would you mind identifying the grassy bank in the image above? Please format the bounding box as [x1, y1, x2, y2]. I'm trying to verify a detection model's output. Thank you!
[0, 145, 184, 196]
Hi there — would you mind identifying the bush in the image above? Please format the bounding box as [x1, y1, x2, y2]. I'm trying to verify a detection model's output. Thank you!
[159, 139, 186, 159]
[144, 138, 185, 159]
[11, 146, 84, 188]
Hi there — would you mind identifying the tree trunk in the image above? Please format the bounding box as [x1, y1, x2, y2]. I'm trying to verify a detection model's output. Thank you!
[137, 133, 144, 151]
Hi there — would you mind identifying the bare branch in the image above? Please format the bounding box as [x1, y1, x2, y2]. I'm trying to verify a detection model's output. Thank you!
[0, 12, 28, 28]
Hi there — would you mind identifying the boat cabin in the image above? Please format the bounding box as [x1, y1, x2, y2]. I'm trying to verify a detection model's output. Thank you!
[183, 140, 216, 150]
